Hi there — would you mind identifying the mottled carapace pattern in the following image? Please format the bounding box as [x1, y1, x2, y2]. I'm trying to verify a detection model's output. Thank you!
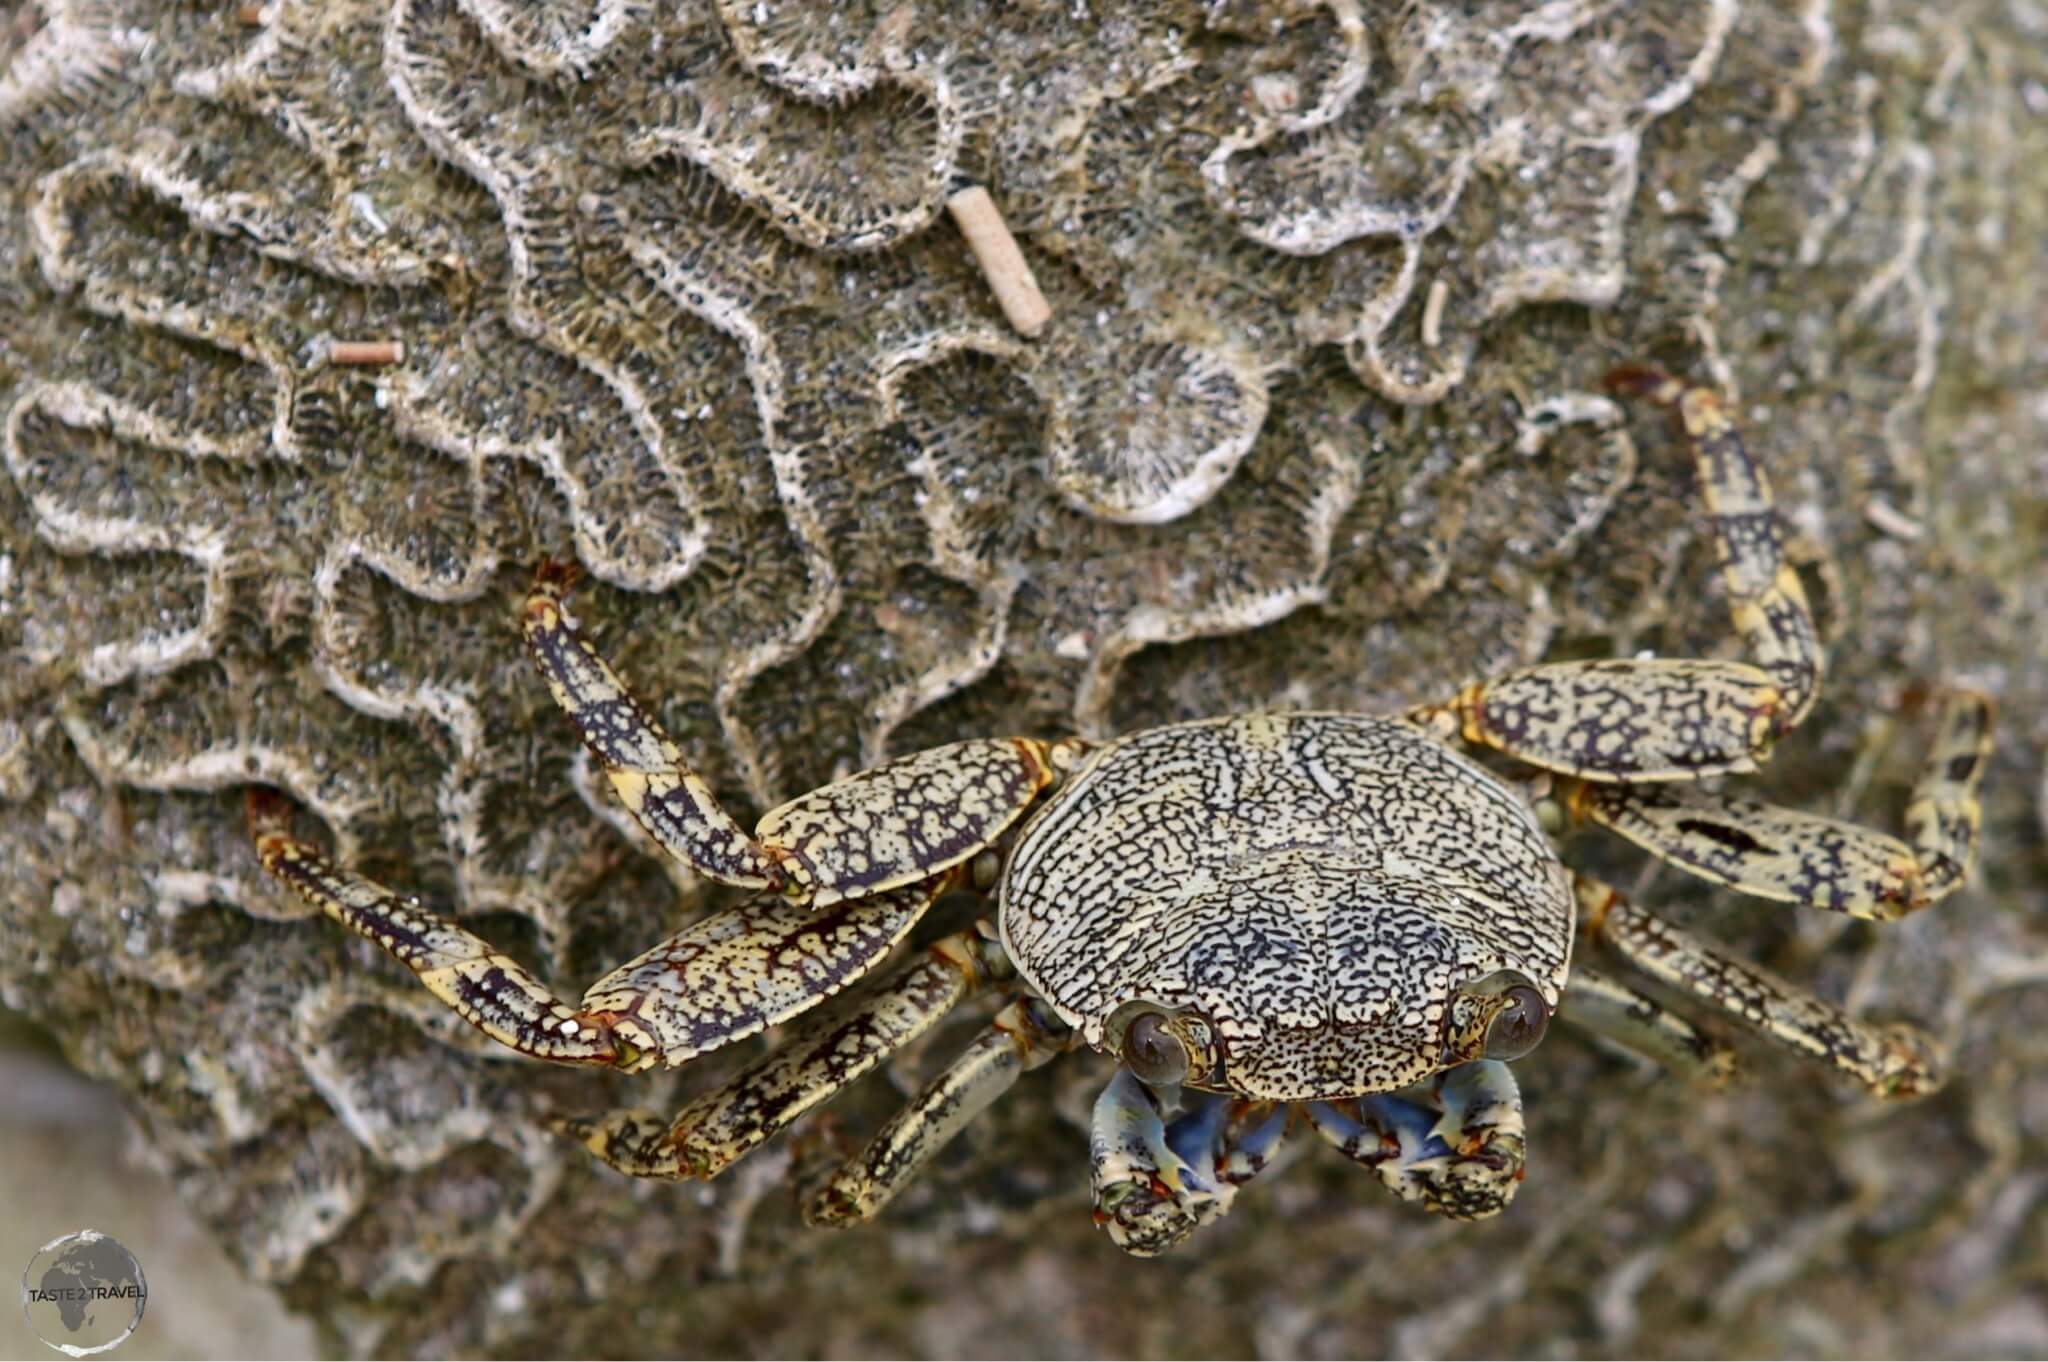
[5, 0, 2041, 1341]
[1002, 713, 1574, 1101]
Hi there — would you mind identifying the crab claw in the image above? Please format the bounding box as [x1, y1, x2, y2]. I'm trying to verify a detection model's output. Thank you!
[1306, 1059, 1526, 1221]
[1090, 1069, 1210, 1256]
[1088, 1069, 1289, 1256]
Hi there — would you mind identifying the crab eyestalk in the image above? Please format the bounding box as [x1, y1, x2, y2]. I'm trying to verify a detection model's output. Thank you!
[1105, 999, 1223, 1089]
[1440, 971, 1553, 1065]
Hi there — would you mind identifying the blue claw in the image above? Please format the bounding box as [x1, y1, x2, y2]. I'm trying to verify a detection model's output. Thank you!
[1306, 1060, 1526, 1220]
[1089, 1069, 1291, 1256]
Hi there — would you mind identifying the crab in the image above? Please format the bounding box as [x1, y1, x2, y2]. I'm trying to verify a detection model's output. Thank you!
[246, 368, 1992, 1256]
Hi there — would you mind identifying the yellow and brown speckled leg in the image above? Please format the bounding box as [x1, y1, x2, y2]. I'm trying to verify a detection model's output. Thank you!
[1429, 366, 1828, 781]
[1576, 874, 1944, 1098]
[1575, 690, 1993, 919]
[1438, 657, 1785, 782]
[251, 787, 962, 1077]
[578, 869, 963, 1072]
[558, 926, 1002, 1180]
[524, 561, 1060, 906]
[1558, 963, 1740, 1088]
[1608, 366, 1823, 731]
[523, 560, 786, 890]
[803, 995, 1077, 1228]
[1900, 689, 1996, 902]
[247, 789, 621, 1066]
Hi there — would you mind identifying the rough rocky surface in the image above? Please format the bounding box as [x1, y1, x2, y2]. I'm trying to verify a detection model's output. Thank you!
[2, 0, 2045, 1355]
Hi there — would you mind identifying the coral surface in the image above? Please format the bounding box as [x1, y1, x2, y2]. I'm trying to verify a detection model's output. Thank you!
[3, 0, 2046, 1356]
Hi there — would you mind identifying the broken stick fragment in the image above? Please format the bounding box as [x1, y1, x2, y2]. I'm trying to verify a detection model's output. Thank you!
[947, 186, 1051, 339]
[329, 340, 405, 366]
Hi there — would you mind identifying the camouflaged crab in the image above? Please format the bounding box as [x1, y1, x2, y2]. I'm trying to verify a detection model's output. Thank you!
[248, 370, 1992, 1256]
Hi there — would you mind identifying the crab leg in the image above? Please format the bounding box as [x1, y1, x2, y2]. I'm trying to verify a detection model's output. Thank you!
[1558, 963, 1740, 1087]
[1429, 367, 1831, 781]
[1607, 366, 1823, 731]
[523, 561, 1057, 905]
[1901, 688, 1996, 900]
[805, 995, 1076, 1227]
[1575, 690, 1993, 918]
[1305, 1060, 1526, 1221]
[577, 871, 959, 1071]
[1576, 874, 1945, 1098]
[1088, 1069, 1291, 1257]
[1436, 657, 1785, 781]
[522, 560, 786, 889]
[559, 927, 1002, 1179]
[249, 785, 962, 1076]
[246, 789, 619, 1065]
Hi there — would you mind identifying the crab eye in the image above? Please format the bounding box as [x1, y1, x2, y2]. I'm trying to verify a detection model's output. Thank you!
[1483, 984, 1550, 1061]
[1122, 1011, 1190, 1088]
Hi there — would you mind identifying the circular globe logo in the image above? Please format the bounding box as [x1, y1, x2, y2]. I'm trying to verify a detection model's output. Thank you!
[19, 1231, 146, 1357]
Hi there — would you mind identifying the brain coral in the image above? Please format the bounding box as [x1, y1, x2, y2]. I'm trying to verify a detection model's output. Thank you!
[3, 0, 2046, 1356]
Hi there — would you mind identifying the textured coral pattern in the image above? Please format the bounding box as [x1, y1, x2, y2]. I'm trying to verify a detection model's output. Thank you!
[4, 0, 2047, 1356]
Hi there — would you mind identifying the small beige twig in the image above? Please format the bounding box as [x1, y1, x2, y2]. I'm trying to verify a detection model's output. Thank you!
[947, 186, 1051, 339]
[1421, 276, 1449, 351]
[328, 340, 405, 366]
[1862, 496, 1925, 542]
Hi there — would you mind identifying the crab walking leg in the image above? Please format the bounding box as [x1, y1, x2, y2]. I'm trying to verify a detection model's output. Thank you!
[1435, 657, 1785, 781]
[1901, 689, 1996, 900]
[1089, 1070, 1291, 1257]
[246, 788, 618, 1065]
[1608, 366, 1823, 731]
[804, 996, 1077, 1227]
[558, 928, 1002, 1179]
[1576, 874, 1945, 1097]
[1425, 364, 1839, 780]
[522, 560, 785, 889]
[1558, 962, 1740, 1088]
[523, 561, 1059, 905]
[1305, 1060, 1526, 1221]
[251, 785, 963, 1076]
[1574, 690, 1993, 918]
[578, 871, 960, 1072]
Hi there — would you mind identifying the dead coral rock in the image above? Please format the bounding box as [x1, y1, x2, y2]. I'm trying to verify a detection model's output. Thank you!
[4, 1, 2047, 1357]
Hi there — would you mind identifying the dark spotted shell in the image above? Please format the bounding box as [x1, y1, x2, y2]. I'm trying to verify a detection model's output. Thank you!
[998, 713, 1573, 1100]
